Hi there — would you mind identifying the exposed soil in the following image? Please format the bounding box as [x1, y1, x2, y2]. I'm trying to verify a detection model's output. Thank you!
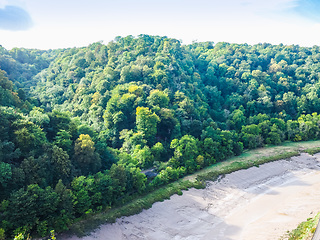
[63, 152, 320, 240]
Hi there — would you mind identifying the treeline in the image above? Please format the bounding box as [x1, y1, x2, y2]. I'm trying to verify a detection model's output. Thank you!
[1, 35, 320, 238]
[0, 46, 62, 89]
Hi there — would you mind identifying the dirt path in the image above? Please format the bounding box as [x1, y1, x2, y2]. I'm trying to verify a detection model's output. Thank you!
[63, 152, 320, 240]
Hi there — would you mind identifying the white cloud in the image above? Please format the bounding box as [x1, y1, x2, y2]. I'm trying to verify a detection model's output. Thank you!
[0, 5, 33, 31]
[0, 0, 7, 8]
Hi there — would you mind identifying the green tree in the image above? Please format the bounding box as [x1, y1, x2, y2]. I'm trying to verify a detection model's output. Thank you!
[151, 142, 165, 162]
[147, 89, 169, 108]
[93, 172, 114, 206]
[119, 129, 146, 154]
[125, 165, 147, 194]
[132, 145, 153, 169]
[287, 120, 300, 141]
[28, 107, 50, 128]
[3, 185, 59, 235]
[0, 162, 12, 188]
[108, 164, 127, 200]
[74, 134, 101, 175]
[169, 135, 199, 173]
[201, 138, 219, 164]
[19, 156, 42, 186]
[46, 111, 73, 141]
[13, 120, 46, 156]
[53, 180, 74, 231]
[51, 145, 71, 183]
[53, 130, 72, 153]
[230, 107, 246, 131]
[0, 70, 13, 91]
[71, 176, 92, 215]
[136, 107, 160, 144]
[241, 124, 264, 149]
[266, 124, 282, 145]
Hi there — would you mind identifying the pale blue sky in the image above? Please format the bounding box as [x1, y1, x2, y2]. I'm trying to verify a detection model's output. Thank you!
[0, 0, 320, 49]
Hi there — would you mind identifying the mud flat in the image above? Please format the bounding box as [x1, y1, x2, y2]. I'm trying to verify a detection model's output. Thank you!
[65, 153, 320, 240]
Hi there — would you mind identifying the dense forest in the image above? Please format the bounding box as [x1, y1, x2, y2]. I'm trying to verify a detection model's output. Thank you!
[2, 35, 320, 238]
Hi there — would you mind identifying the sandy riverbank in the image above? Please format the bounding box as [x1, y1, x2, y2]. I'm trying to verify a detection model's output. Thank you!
[64, 153, 320, 240]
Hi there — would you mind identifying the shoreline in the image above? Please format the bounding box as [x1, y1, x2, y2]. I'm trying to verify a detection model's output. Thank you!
[63, 152, 320, 240]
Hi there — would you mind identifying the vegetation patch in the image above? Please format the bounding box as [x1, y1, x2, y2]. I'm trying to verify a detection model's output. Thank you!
[3, 36, 320, 239]
[196, 151, 300, 183]
[281, 212, 320, 240]
[303, 147, 320, 156]
[66, 144, 305, 237]
[66, 179, 203, 236]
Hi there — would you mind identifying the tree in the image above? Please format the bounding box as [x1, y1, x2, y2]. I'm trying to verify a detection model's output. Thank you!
[201, 138, 219, 164]
[53, 180, 74, 231]
[230, 107, 246, 131]
[266, 124, 282, 145]
[51, 145, 71, 183]
[14, 127, 33, 153]
[108, 164, 127, 200]
[170, 135, 199, 173]
[0, 162, 12, 188]
[19, 156, 43, 186]
[147, 89, 169, 108]
[13, 120, 47, 156]
[132, 145, 153, 169]
[73, 134, 101, 175]
[93, 172, 113, 206]
[125, 165, 147, 194]
[0, 140, 20, 164]
[136, 107, 160, 144]
[28, 107, 50, 128]
[119, 129, 146, 154]
[151, 142, 165, 162]
[0, 70, 13, 91]
[71, 176, 92, 215]
[287, 120, 300, 141]
[3, 184, 59, 236]
[53, 130, 72, 153]
[157, 108, 179, 141]
[46, 111, 73, 141]
[241, 124, 264, 149]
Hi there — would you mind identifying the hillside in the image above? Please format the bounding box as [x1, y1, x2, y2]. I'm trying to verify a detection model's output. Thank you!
[1, 35, 320, 238]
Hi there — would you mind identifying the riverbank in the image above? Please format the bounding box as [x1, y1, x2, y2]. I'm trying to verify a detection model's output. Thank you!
[63, 149, 320, 240]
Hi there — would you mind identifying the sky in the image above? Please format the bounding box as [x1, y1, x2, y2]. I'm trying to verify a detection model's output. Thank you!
[0, 0, 320, 50]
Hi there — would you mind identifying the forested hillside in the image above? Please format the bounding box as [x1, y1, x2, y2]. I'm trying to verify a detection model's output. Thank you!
[2, 35, 320, 238]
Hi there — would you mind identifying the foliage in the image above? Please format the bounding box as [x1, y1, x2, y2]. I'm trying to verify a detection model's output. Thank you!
[3, 35, 320, 238]
[281, 212, 320, 240]
[303, 147, 320, 155]
[196, 151, 300, 183]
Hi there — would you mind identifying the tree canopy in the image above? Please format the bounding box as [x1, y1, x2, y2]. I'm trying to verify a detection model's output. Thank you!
[2, 35, 320, 238]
